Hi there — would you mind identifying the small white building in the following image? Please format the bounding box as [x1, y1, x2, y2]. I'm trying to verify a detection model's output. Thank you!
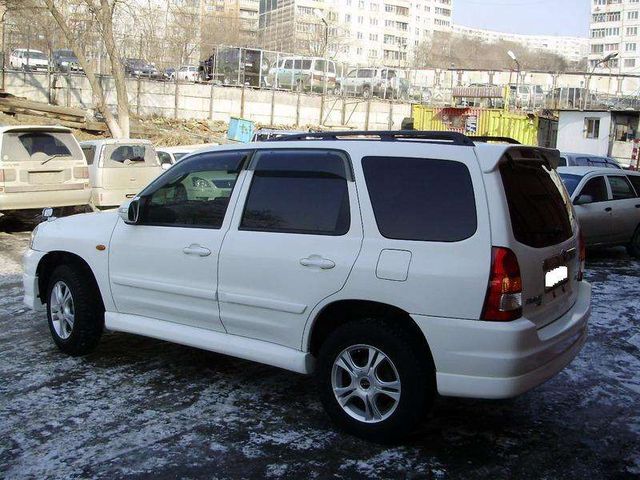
[557, 109, 640, 167]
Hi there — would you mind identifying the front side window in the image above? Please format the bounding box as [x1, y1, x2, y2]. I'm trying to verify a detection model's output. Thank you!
[608, 176, 636, 200]
[628, 175, 640, 196]
[363, 156, 477, 242]
[240, 150, 350, 236]
[138, 150, 248, 229]
[578, 176, 608, 202]
[559, 173, 583, 195]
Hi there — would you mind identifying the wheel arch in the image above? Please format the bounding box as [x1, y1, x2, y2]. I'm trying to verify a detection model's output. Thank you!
[36, 251, 104, 309]
[306, 299, 434, 365]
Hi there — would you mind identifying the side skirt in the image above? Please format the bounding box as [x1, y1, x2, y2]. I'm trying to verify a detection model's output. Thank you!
[105, 312, 315, 374]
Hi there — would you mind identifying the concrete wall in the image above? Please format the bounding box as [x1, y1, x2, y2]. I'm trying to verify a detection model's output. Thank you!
[3, 72, 412, 130]
[557, 111, 612, 156]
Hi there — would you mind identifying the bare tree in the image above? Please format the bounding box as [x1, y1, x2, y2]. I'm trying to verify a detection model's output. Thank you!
[35, 0, 130, 138]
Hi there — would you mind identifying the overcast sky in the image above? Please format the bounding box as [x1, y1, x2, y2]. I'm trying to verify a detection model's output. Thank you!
[453, 0, 590, 37]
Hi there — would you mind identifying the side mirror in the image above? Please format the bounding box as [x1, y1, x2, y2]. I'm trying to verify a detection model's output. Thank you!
[118, 198, 141, 224]
[574, 194, 594, 206]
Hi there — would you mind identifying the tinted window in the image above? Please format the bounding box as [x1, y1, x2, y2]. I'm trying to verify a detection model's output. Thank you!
[500, 160, 573, 248]
[18, 133, 71, 157]
[157, 151, 172, 165]
[241, 150, 350, 236]
[104, 144, 159, 167]
[81, 146, 95, 165]
[559, 173, 582, 195]
[628, 175, 640, 196]
[578, 176, 608, 202]
[558, 156, 568, 167]
[139, 151, 247, 229]
[362, 157, 477, 242]
[609, 176, 636, 200]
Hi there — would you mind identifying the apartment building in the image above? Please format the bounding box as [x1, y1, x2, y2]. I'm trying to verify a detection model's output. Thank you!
[258, 0, 453, 65]
[452, 25, 589, 63]
[590, 0, 640, 74]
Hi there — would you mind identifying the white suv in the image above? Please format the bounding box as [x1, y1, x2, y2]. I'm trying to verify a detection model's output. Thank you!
[23, 131, 591, 441]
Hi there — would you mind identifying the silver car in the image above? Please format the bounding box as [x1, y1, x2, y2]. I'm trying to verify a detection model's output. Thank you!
[559, 167, 640, 256]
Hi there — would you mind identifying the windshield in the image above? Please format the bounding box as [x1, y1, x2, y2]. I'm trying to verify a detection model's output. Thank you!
[559, 173, 584, 195]
[1, 131, 82, 162]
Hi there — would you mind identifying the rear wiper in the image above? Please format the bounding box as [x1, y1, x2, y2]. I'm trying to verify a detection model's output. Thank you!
[41, 154, 69, 165]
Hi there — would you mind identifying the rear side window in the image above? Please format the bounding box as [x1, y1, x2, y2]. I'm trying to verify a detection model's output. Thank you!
[500, 160, 573, 248]
[628, 175, 640, 196]
[362, 156, 477, 242]
[579, 176, 608, 202]
[240, 150, 350, 236]
[608, 176, 636, 200]
[81, 146, 95, 165]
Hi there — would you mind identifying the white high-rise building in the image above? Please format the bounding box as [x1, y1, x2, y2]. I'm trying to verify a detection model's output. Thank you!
[258, 0, 453, 65]
[590, 0, 640, 74]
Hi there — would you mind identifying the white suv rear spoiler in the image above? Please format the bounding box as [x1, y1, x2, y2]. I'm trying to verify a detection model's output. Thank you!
[474, 144, 561, 173]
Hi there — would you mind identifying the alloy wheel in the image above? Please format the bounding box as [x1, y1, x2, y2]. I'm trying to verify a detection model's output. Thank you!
[50, 281, 75, 340]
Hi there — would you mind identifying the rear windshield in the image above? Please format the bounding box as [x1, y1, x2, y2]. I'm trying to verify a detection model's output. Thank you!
[500, 159, 574, 248]
[1, 131, 82, 162]
[559, 173, 583, 195]
[363, 156, 477, 242]
[103, 143, 159, 167]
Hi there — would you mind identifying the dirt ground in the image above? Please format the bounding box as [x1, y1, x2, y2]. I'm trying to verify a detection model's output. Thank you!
[1, 221, 639, 479]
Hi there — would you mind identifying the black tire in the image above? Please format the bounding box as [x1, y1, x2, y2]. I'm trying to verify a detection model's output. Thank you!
[316, 318, 435, 442]
[627, 226, 640, 258]
[46, 264, 104, 356]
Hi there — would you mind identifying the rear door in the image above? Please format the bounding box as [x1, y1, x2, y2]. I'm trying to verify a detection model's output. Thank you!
[499, 154, 580, 328]
[607, 175, 640, 243]
[0, 130, 88, 197]
[100, 143, 162, 203]
[218, 148, 362, 349]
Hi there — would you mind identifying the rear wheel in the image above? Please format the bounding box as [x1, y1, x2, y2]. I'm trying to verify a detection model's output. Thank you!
[627, 226, 640, 258]
[316, 318, 435, 442]
[46, 264, 104, 356]
[362, 86, 372, 99]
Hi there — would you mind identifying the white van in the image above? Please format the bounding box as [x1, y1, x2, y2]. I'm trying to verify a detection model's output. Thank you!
[79, 139, 162, 209]
[0, 125, 90, 216]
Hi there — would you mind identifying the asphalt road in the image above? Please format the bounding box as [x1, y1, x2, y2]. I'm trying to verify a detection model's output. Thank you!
[1, 220, 639, 479]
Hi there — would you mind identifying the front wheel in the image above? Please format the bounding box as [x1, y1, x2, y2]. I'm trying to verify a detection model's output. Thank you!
[316, 318, 435, 442]
[47, 264, 104, 356]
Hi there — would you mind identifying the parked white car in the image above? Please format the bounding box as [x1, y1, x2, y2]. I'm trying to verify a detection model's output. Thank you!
[156, 144, 219, 169]
[9, 49, 50, 72]
[79, 139, 162, 209]
[24, 132, 591, 441]
[0, 125, 90, 217]
[171, 65, 199, 82]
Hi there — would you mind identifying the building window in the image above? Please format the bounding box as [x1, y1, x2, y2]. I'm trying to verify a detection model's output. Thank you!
[584, 118, 601, 139]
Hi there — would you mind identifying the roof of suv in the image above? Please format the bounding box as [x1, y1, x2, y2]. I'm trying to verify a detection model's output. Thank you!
[0, 125, 72, 134]
[557, 166, 640, 176]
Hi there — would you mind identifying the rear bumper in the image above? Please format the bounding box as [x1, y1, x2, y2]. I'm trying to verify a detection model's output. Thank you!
[412, 281, 591, 399]
[0, 188, 91, 211]
[23, 248, 47, 311]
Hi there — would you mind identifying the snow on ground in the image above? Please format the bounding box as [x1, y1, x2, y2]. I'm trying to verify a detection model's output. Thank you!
[0, 228, 639, 479]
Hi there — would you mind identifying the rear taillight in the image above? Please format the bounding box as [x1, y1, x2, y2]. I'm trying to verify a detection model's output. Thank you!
[578, 231, 586, 282]
[73, 166, 89, 179]
[481, 247, 523, 322]
[0, 169, 16, 182]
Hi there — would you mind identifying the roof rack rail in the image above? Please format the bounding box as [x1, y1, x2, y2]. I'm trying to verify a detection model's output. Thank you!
[469, 136, 521, 145]
[268, 130, 476, 147]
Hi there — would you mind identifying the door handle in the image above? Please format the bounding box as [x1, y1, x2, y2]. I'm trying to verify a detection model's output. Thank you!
[183, 244, 211, 257]
[300, 255, 335, 270]
[605, 207, 612, 212]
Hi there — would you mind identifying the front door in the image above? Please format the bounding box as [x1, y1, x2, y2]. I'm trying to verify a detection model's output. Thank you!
[218, 149, 362, 349]
[574, 175, 613, 246]
[607, 175, 640, 243]
[108, 150, 249, 331]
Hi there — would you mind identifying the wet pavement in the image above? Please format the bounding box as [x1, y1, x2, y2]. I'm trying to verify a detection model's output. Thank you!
[1, 220, 639, 479]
